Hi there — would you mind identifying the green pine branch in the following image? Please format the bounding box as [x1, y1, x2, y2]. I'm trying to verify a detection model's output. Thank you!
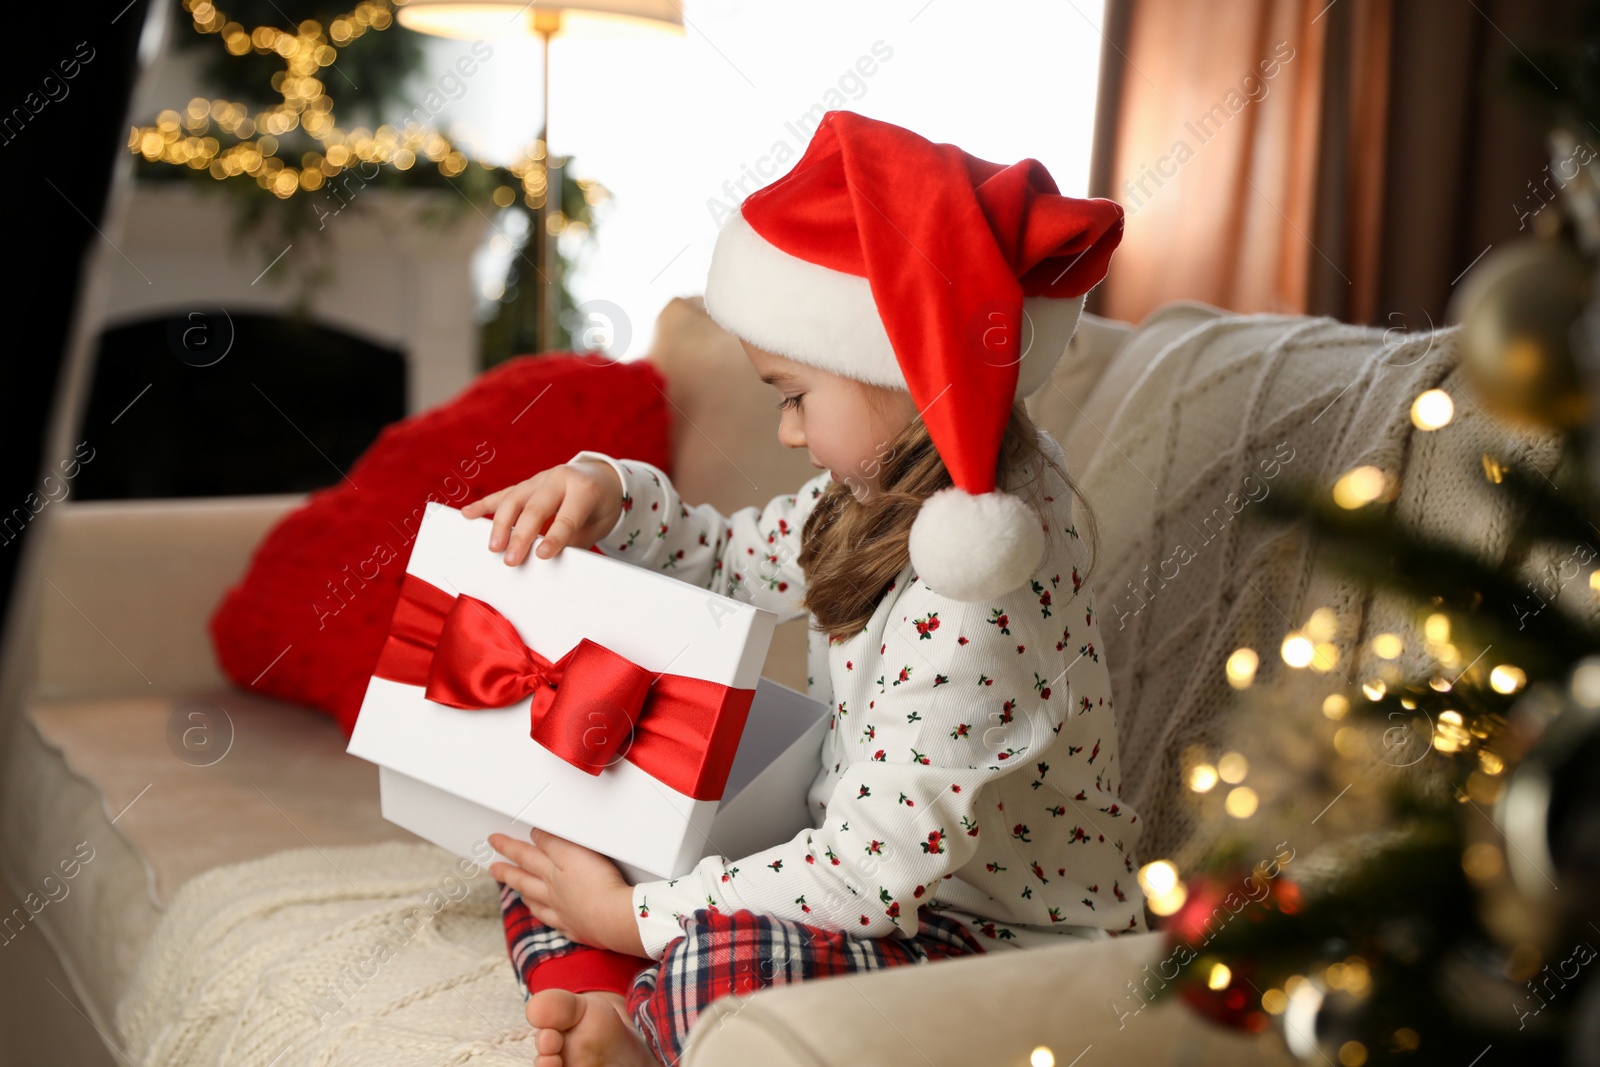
[1238, 467, 1600, 682]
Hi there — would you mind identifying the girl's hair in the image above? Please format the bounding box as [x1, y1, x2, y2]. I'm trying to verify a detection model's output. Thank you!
[796, 389, 1101, 643]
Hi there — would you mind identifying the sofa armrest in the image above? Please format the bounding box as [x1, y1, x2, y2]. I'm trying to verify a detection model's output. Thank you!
[681, 931, 1265, 1067]
[31, 495, 303, 699]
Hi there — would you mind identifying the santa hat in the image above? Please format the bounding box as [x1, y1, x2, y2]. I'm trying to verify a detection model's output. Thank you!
[703, 109, 1125, 603]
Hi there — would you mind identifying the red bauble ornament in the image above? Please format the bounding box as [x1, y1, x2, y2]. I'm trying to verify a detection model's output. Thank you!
[1178, 967, 1269, 1033]
[1161, 869, 1301, 1034]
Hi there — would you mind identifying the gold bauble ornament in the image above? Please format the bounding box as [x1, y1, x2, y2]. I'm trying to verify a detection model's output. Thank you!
[1447, 236, 1594, 430]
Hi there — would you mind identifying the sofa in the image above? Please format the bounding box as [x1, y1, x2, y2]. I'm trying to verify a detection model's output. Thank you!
[4, 292, 1531, 1066]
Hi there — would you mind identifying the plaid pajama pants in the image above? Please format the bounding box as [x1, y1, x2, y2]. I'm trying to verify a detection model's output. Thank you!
[499, 882, 987, 1065]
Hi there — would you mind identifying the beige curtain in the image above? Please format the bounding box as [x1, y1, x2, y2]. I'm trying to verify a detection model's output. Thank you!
[1089, 0, 1573, 328]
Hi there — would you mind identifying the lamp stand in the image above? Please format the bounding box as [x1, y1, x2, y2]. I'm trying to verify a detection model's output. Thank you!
[532, 8, 561, 353]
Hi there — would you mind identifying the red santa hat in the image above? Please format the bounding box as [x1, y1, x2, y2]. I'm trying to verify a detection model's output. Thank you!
[703, 109, 1125, 603]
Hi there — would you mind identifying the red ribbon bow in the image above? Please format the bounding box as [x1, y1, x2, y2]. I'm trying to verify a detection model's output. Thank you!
[372, 574, 753, 801]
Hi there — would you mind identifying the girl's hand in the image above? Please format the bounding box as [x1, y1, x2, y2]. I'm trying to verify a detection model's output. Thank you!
[488, 829, 645, 957]
[461, 461, 624, 566]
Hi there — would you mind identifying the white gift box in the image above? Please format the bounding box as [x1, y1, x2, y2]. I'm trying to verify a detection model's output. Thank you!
[347, 502, 831, 886]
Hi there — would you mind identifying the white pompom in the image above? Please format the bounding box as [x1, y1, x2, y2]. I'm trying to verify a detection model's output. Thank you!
[908, 486, 1045, 602]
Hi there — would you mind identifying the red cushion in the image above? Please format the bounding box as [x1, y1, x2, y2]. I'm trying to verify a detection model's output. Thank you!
[210, 353, 673, 735]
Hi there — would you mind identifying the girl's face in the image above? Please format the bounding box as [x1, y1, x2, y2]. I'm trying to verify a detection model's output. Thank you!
[742, 340, 918, 501]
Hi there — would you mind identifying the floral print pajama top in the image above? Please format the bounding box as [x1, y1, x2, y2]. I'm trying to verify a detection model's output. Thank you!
[568, 429, 1145, 961]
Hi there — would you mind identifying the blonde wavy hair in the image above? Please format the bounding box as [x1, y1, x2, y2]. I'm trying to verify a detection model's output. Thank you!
[796, 391, 1101, 643]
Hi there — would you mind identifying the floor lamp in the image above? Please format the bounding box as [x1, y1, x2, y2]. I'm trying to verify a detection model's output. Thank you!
[396, 0, 682, 353]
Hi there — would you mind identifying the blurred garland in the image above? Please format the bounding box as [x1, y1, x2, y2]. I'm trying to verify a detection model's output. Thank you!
[128, 0, 611, 361]
[176, 0, 424, 122]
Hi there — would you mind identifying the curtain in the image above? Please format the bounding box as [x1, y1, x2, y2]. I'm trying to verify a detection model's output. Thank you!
[1088, 0, 1577, 329]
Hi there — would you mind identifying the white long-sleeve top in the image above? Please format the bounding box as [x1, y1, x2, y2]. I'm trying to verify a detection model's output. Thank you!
[569, 429, 1146, 961]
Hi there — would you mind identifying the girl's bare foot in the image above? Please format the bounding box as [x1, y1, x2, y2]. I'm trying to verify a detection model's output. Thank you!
[525, 988, 655, 1067]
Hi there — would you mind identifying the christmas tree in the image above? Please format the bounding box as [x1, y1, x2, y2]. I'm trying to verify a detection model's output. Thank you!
[1151, 17, 1600, 1066]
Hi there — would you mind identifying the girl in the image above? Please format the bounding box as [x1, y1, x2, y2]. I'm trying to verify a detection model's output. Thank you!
[462, 109, 1143, 1067]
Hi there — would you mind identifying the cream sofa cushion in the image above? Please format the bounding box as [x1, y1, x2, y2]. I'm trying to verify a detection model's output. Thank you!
[1023, 308, 1135, 452]
[642, 294, 818, 518]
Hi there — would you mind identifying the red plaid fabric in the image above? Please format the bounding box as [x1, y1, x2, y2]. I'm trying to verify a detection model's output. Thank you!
[499, 881, 986, 1065]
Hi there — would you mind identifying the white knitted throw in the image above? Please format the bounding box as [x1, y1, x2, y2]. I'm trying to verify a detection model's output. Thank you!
[114, 842, 538, 1066]
[1075, 307, 1586, 863]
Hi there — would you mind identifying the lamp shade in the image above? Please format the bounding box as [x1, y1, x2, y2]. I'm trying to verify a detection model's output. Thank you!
[396, 0, 683, 39]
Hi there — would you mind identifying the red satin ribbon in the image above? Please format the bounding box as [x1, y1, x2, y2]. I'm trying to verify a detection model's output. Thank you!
[372, 573, 753, 802]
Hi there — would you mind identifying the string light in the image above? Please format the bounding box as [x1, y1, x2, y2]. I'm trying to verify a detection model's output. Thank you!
[1138, 860, 1187, 916]
[1462, 842, 1503, 881]
[128, 0, 554, 204]
[1368, 632, 1403, 659]
[1489, 664, 1526, 694]
[1432, 710, 1472, 753]
[1338, 1040, 1368, 1066]
[1332, 465, 1391, 508]
[1225, 647, 1259, 688]
[1333, 726, 1366, 758]
[1573, 660, 1600, 705]
[1410, 388, 1455, 430]
[1281, 631, 1315, 668]
[1304, 606, 1338, 641]
[1224, 786, 1258, 818]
